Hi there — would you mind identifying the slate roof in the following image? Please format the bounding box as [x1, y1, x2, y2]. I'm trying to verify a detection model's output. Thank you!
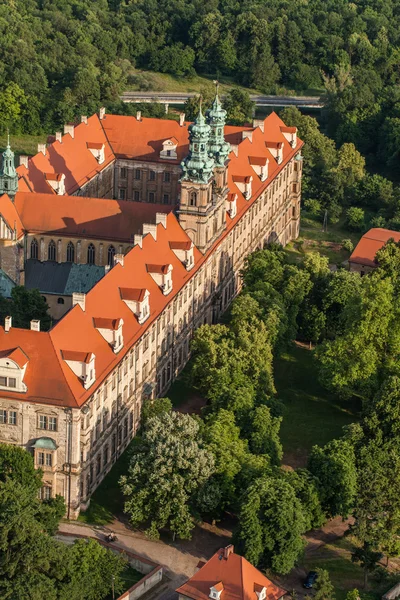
[0, 269, 16, 298]
[25, 260, 105, 295]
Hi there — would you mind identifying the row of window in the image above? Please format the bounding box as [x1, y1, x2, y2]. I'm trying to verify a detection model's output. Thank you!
[120, 168, 171, 182]
[31, 239, 117, 267]
[0, 411, 57, 429]
[119, 189, 170, 204]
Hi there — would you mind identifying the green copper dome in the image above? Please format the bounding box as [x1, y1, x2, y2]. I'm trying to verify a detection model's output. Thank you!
[206, 85, 231, 167]
[181, 103, 215, 184]
[0, 134, 18, 198]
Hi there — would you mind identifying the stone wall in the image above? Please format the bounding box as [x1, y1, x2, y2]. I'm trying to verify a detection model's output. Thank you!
[115, 159, 181, 205]
[77, 161, 115, 199]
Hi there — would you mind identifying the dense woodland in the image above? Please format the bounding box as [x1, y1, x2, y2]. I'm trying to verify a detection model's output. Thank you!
[1, 0, 400, 182]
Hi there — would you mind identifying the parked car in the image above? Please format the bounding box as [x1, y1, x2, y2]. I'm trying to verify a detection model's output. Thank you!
[303, 571, 318, 589]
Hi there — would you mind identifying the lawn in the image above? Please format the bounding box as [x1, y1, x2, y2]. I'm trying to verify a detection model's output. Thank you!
[0, 133, 45, 157]
[285, 213, 362, 266]
[104, 564, 143, 600]
[275, 344, 360, 467]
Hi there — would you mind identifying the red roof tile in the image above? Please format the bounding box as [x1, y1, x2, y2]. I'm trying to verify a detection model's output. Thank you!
[0, 194, 24, 238]
[44, 173, 63, 182]
[169, 241, 193, 250]
[0, 347, 29, 368]
[146, 264, 170, 274]
[350, 228, 400, 267]
[93, 317, 122, 330]
[176, 547, 286, 600]
[249, 156, 268, 166]
[61, 350, 93, 363]
[119, 288, 148, 302]
[280, 126, 297, 133]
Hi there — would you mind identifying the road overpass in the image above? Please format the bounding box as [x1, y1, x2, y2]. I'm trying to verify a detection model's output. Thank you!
[121, 91, 324, 109]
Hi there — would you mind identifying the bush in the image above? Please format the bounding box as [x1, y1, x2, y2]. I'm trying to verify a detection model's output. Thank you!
[370, 215, 386, 229]
[304, 198, 322, 216]
[346, 207, 365, 231]
[342, 239, 354, 253]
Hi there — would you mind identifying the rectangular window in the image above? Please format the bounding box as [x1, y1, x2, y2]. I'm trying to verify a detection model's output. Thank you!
[8, 378, 16, 388]
[40, 486, 51, 500]
[45, 453, 52, 467]
[0, 410, 6, 424]
[48, 417, 57, 431]
[148, 192, 155, 203]
[120, 167, 127, 178]
[39, 415, 47, 429]
[163, 194, 169, 204]
[164, 172, 171, 183]
[134, 191, 140, 202]
[8, 411, 16, 425]
[38, 452, 45, 465]
[0, 377, 6, 386]
[119, 188, 126, 200]
[135, 169, 141, 180]
[149, 170, 156, 181]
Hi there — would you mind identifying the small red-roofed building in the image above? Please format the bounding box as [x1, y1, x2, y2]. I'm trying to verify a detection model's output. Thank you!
[177, 545, 287, 600]
[349, 228, 400, 274]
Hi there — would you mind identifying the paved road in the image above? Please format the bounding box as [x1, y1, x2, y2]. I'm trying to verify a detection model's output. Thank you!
[121, 91, 323, 109]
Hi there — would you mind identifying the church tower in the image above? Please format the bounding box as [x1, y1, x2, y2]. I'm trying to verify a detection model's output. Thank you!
[179, 98, 227, 254]
[0, 135, 18, 200]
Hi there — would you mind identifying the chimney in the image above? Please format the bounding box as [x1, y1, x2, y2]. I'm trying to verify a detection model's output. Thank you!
[104, 264, 111, 274]
[81, 115, 88, 125]
[179, 113, 185, 127]
[252, 119, 265, 133]
[142, 223, 157, 240]
[4, 316, 12, 333]
[64, 124, 74, 139]
[37, 143, 46, 156]
[99, 107, 106, 120]
[19, 155, 29, 168]
[72, 292, 86, 311]
[114, 254, 124, 267]
[223, 545, 234, 560]
[134, 234, 143, 248]
[242, 131, 253, 143]
[136, 111, 142, 122]
[30, 319, 40, 332]
[55, 132, 62, 143]
[156, 213, 167, 228]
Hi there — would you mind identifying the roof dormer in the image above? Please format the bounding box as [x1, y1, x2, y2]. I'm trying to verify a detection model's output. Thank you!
[280, 126, 297, 148]
[232, 175, 252, 200]
[254, 584, 267, 600]
[61, 350, 96, 389]
[160, 137, 178, 160]
[265, 141, 283, 164]
[226, 193, 237, 219]
[87, 142, 105, 165]
[120, 288, 150, 324]
[0, 347, 29, 392]
[249, 157, 269, 182]
[45, 172, 66, 195]
[146, 264, 173, 295]
[169, 241, 194, 271]
[209, 582, 224, 600]
[93, 317, 124, 353]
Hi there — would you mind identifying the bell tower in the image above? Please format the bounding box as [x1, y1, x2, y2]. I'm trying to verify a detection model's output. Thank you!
[0, 134, 18, 200]
[179, 97, 227, 254]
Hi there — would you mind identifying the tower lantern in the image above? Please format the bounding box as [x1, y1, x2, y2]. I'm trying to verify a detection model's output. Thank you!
[0, 133, 18, 200]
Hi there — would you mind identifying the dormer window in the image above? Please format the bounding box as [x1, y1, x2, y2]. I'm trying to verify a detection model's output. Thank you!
[169, 241, 194, 271]
[249, 157, 269, 182]
[232, 175, 252, 200]
[254, 584, 267, 599]
[87, 142, 105, 164]
[146, 264, 173, 295]
[44, 173, 66, 195]
[62, 350, 96, 389]
[160, 138, 178, 160]
[280, 126, 297, 148]
[265, 141, 283, 164]
[93, 318, 124, 353]
[209, 582, 224, 599]
[120, 288, 150, 324]
[0, 347, 29, 393]
[226, 193, 237, 219]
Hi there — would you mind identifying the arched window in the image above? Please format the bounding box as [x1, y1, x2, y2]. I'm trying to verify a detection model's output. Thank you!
[87, 243, 95, 265]
[189, 191, 197, 207]
[30, 238, 38, 260]
[48, 240, 56, 261]
[57, 297, 64, 305]
[107, 245, 115, 267]
[66, 242, 75, 263]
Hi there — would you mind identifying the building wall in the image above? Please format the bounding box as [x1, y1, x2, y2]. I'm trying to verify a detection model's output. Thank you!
[0, 239, 24, 285]
[0, 154, 302, 518]
[115, 159, 181, 205]
[348, 261, 374, 275]
[75, 161, 115, 199]
[43, 293, 72, 321]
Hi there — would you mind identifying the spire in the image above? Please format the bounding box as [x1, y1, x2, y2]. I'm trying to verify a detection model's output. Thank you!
[0, 134, 18, 199]
[181, 97, 215, 184]
[206, 81, 230, 166]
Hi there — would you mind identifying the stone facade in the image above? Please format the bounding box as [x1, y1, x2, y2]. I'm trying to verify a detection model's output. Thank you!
[75, 161, 115, 199]
[115, 159, 180, 205]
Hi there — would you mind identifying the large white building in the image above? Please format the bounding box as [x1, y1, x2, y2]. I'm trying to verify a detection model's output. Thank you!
[0, 95, 303, 517]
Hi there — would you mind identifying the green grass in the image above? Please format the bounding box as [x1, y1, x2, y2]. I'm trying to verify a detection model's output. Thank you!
[104, 565, 143, 600]
[0, 133, 45, 157]
[78, 438, 141, 526]
[275, 344, 360, 467]
[285, 213, 362, 266]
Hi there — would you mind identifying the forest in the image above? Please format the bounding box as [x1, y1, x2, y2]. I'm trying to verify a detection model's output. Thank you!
[1, 0, 400, 181]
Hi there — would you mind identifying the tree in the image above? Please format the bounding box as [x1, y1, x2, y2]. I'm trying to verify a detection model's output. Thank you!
[248, 405, 283, 466]
[140, 397, 172, 426]
[223, 89, 254, 126]
[284, 469, 325, 531]
[308, 568, 335, 600]
[346, 207, 365, 231]
[120, 411, 214, 539]
[308, 438, 357, 518]
[0, 442, 42, 492]
[234, 475, 306, 573]
[184, 84, 215, 121]
[346, 590, 360, 600]
[352, 543, 382, 589]
[0, 287, 52, 331]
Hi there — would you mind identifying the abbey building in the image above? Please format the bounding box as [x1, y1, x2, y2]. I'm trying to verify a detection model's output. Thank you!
[0, 93, 303, 517]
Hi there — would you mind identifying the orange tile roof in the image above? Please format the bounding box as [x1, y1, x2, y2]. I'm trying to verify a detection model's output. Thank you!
[146, 264, 170, 274]
[0, 112, 303, 408]
[16, 115, 115, 195]
[176, 546, 286, 600]
[61, 350, 93, 363]
[249, 157, 268, 166]
[9, 192, 171, 242]
[0, 194, 24, 238]
[93, 317, 122, 330]
[350, 228, 400, 267]
[280, 126, 297, 133]
[0, 347, 29, 368]
[44, 173, 63, 182]
[101, 114, 190, 163]
[170, 241, 192, 250]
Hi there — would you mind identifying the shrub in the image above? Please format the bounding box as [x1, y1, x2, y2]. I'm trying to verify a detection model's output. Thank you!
[342, 239, 354, 253]
[304, 198, 321, 216]
[346, 207, 365, 231]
